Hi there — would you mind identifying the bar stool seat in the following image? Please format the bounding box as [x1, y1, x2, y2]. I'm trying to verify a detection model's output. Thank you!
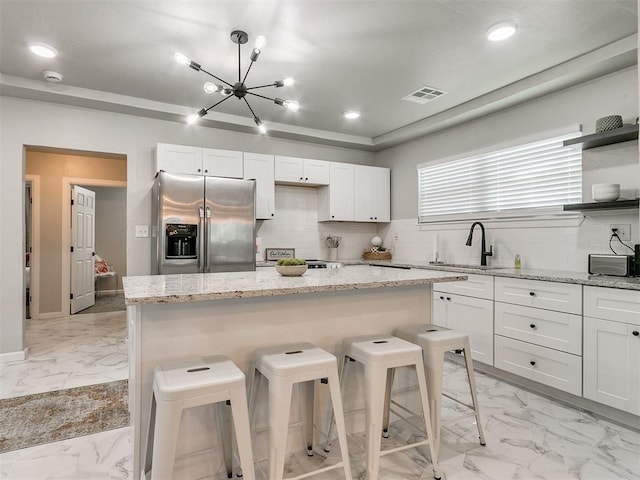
[329, 335, 442, 480]
[248, 342, 352, 480]
[393, 324, 486, 456]
[145, 355, 255, 480]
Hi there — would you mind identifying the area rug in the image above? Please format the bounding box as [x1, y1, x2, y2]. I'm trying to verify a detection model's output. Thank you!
[79, 293, 126, 314]
[0, 380, 129, 453]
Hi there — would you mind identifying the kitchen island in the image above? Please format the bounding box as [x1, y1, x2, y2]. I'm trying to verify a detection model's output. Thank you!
[123, 265, 466, 480]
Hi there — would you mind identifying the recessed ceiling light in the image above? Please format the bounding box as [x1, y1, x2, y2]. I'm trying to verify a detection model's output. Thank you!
[344, 111, 360, 120]
[486, 22, 518, 42]
[28, 42, 58, 58]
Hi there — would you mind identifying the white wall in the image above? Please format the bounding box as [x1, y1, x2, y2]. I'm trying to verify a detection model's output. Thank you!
[258, 185, 377, 260]
[375, 67, 640, 271]
[0, 96, 375, 355]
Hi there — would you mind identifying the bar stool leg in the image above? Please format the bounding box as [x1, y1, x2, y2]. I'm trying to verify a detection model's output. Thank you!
[215, 402, 233, 478]
[462, 341, 486, 446]
[150, 399, 184, 480]
[364, 363, 387, 480]
[381, 369, 395, 439]
[323, 355, 349, 452]
[326, 368, 353, 480]
[414, 360, 442, 480]
[423, 348, 444, 458]
[268, 377, 294, 480]
[229, 388, 256, 480]
[302, 380, 315, 456]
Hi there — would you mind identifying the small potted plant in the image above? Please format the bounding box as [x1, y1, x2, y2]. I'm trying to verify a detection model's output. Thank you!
[275, 258, 308, 276]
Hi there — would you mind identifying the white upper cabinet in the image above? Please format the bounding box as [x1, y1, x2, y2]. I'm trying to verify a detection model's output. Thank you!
[243, 152, 275, 220]
[354, 165, 390, 223]
[156, 143, 203, 175]
[274, 156, 330, 185]
[202, 148, 243, 178]
[156, 143, 243, 178]
[318, 162, 354, 221]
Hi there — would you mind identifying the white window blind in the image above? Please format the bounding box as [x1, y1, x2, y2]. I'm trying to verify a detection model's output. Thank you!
[418, 132, 582, 222]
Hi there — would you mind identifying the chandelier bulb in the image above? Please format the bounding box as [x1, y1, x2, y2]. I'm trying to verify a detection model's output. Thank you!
[285, 100, 300, 112]
[221, 87, 233, 96]
[254, 35, 267, 50]
[186, 108, 207, 125]
[175, 52, 190, 66]
[283, 77, 295, 87]
[250, 48, 261, 62]
[203, 82, 219, 94]
[254, 117, 267, 134]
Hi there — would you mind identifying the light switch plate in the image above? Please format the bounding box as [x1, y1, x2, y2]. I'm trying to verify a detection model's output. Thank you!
[135, 225, 149, 238]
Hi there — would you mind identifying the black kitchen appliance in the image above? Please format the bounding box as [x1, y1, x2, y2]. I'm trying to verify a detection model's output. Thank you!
[635, 244, 640, 276]
[305, 259, 328, 269]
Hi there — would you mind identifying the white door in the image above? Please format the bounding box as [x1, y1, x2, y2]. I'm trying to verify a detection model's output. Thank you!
[70, 185, 96, 314]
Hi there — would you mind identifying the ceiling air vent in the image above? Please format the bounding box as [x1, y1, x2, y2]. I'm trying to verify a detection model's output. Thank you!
[402, 86, 447, 104]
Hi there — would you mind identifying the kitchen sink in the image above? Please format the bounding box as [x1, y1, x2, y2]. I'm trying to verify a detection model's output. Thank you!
[428, 262, 506, 270]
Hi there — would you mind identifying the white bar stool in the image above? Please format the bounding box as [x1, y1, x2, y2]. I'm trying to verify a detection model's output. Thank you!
[248, 342, 352, 480]
[144, 355, 255, 480]
[328, 335, 442, 480]
[393, 324, 486, 456]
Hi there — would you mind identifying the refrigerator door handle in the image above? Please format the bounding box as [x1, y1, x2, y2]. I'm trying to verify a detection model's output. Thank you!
[205, 206, 212, 273]
[198, 205, 205, 273]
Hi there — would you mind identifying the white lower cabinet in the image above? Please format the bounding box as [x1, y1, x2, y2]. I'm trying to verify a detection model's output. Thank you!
[432, 290, 494, 365]
[495, 335, 582, 396]
[583, 286, 640, 415]
[494, 277, 583, 396]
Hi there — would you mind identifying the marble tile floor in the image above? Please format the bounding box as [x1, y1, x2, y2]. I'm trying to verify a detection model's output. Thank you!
[1, 312, 639, 480]
[0, 311, 128, 399]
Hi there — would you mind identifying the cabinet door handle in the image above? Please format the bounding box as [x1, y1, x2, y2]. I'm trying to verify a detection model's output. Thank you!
[197, 168, 202, 173]
[633, 331, 639, 336]
[530, 324, 536, 329]
[530, 360, 536, 366]
[304, 177, 308, 181]
[529, 291, 536, 296]
[204, 169, 208, 173]
[299, 177, 303, 181]
[331, 215, 335, 219]
[439, 296, 445, 300]
[446, 297, 451, 301]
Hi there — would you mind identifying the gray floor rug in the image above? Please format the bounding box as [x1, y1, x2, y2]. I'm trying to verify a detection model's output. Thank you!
[0, 380, 129, 453]
[79, 292, 126, 314]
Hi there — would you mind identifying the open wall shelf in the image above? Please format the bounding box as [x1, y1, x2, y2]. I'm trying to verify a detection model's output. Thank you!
[563, 199, 639, 211]
[563, 125, 639, 150]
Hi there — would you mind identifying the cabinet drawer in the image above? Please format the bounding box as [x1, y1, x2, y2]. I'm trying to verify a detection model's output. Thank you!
[495, 335, 582, 396]
[433, 273, 493, 299]
[495, 277, 581, 314]
[583, 286, 640, 326]
[495, 303, 582, 355]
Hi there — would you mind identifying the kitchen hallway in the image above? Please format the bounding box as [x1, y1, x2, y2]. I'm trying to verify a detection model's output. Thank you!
[0, 311, 639, 479]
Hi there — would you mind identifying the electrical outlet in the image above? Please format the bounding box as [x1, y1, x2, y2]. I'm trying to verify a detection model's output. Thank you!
[610, 224, 631, 241]
[135, 225, 149, 238]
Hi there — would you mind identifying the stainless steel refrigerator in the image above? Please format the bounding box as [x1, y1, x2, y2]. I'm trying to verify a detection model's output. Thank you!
[152, 171, 256, 275]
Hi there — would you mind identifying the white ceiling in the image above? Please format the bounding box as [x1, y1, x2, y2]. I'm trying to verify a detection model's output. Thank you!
[0, 0, 637, 150]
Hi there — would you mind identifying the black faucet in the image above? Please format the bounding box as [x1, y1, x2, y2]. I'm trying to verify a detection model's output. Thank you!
[466, 222, 493, 266]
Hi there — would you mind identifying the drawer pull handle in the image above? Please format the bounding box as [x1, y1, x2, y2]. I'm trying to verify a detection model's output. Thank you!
[633, 331, 639, 337]
[530, 360, 536, 366]
[530, 324, 536, 329]
[529, 291, 536, 296]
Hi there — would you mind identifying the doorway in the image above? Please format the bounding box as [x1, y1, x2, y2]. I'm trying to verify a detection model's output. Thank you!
[24, 147, 127, 319]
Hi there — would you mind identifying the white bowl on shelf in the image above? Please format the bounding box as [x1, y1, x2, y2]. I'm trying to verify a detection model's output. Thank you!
[592, 183, 620, 202]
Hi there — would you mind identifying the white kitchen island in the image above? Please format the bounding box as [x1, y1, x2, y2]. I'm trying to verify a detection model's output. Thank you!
[123, 265, 467, 480]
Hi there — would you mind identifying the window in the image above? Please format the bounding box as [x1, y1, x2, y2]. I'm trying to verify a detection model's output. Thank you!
[418, 132, 582, 222]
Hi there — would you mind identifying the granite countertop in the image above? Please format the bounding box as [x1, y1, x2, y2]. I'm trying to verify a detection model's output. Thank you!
[339, 259, 640, 291]
[122, 265, 467, 305]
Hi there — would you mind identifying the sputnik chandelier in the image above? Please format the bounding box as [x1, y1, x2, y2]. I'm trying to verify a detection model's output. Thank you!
[175, 30, 299, 134]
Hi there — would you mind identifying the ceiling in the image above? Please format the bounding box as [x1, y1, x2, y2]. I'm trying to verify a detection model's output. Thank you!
[0, 0, 637, 150]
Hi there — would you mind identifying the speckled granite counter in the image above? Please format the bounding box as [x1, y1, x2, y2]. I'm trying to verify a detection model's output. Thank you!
[122, 265, 467, 305]
[337, 259, 640, 291]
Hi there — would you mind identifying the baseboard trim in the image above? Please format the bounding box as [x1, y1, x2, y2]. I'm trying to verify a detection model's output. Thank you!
[37, 311, 65, 320]
[0, 348, 29, 363]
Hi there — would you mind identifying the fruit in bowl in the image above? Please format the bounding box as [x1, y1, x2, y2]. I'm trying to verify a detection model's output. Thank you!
[275, 258, 308, 276]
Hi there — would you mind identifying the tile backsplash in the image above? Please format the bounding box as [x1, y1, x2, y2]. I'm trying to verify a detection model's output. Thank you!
[379, 212, 639, 272]
[257, 185, 377, 261]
